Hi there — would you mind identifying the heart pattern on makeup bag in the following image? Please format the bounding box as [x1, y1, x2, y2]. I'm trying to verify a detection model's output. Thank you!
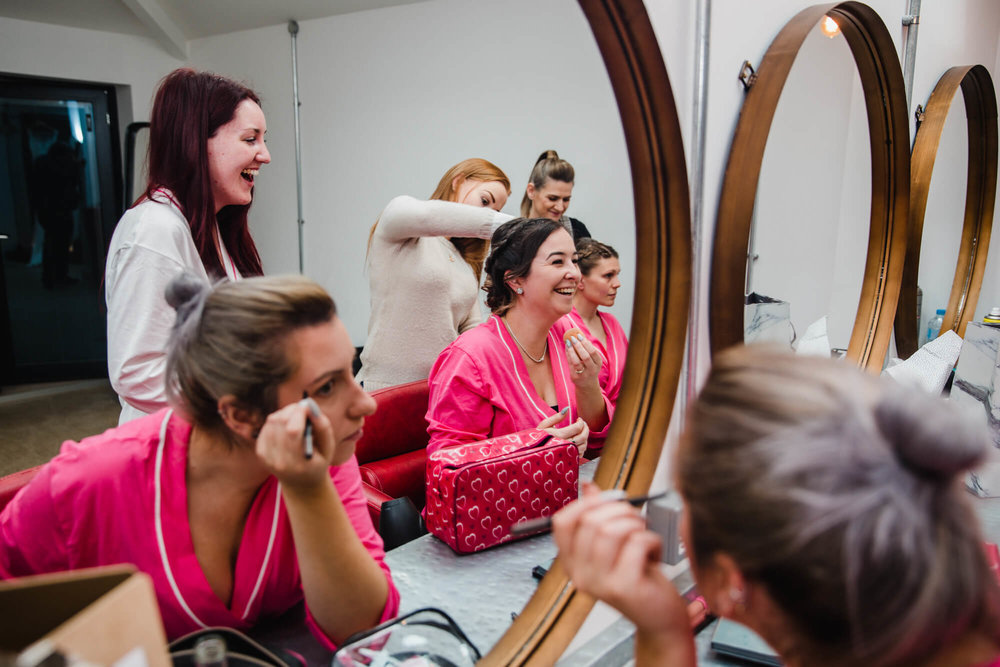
[425, 429, 579, 554]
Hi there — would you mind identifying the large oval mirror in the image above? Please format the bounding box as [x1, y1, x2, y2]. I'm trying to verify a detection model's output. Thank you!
[0, 0, 689, 664]
[710, 2, 909, 370]
[744, 17, 871, 355]
[894, 65, 997, 358]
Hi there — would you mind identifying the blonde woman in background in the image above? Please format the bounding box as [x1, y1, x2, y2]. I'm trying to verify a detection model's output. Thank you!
[359, 158, 513, 391]
[521, 149, 591, 240]
[566, 238, 627, 407]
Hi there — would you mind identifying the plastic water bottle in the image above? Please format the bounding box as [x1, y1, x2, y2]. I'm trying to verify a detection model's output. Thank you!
[927, 308, 945, 343]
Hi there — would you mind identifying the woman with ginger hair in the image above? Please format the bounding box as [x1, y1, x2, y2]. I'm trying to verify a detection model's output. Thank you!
[358, 158, 513, 391]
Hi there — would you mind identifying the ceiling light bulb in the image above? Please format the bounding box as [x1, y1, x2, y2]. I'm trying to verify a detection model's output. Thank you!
[820, 15, 840, 38]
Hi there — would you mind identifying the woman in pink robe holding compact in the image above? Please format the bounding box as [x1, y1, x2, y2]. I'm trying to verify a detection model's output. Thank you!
[427, 217, 614, 459]
[0, 274, 398, 649]
[565, 238, 628, 409]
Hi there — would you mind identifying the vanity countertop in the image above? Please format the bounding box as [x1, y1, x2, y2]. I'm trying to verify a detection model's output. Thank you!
[383, 459, 599, 656]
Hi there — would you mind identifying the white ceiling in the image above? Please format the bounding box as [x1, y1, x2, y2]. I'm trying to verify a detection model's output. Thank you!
[1, 0, 428, 57]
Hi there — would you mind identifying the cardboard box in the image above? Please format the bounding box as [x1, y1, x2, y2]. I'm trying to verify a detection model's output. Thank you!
[0, 565, 170, 667]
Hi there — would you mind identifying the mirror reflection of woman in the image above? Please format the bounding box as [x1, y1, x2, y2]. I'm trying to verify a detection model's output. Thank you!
[566, 238, 627, 408]
[554, 346, 1000, 666]
[106, 68, 270, 424]
[358, 158, 513, 392]
[427, 218, 612, 459]
[0, 274, 399, 648]
[521, 150, 591, 240]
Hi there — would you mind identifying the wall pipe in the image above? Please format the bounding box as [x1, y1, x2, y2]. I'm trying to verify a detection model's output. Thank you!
[288, 20, 305, 273]
[684, 0, 712, 411]
[901, 0, 922, 115]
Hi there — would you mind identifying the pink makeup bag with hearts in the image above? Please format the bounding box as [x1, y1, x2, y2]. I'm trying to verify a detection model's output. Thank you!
[424, 429, 579, 554]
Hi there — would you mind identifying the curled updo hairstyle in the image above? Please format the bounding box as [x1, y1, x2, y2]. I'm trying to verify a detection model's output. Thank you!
[483, 218, 565, 316]
[575, 238, 618, 276]
[679, 345, 999, 665]
[164, 273, 336, 436]
[520, 150, 575, 217]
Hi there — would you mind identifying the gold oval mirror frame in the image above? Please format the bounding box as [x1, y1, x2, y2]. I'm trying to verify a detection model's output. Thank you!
[894, 64, 998, 358]
[482, 0, 691, 664]
[710, 1, 910, 370]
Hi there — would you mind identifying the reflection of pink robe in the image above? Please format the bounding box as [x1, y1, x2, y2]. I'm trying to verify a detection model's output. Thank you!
[0, 410, 399, 649]
[426, 315, 613, 457]
[564, 308, 629, 407]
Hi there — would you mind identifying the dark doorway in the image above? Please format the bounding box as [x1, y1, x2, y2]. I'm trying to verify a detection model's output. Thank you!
[0, 76, 122, 385]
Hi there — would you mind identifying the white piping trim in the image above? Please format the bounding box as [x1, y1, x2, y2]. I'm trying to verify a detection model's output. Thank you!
[551, 329, 574, 421]
[491, 317, 548, 420]
[240, 483, 282, 620]
[154, 410, 208, 629]
[602, 312, 621, 388]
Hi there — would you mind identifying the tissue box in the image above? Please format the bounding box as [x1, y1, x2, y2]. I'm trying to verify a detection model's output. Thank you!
[951, 323, 1000, 496]
[0, 565, 170, 667]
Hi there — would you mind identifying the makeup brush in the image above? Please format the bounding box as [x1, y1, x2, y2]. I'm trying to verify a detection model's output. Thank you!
[509, 491, 667, 536]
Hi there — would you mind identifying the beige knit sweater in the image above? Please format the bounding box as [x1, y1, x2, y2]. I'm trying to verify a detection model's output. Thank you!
[357, 195, 512, 391]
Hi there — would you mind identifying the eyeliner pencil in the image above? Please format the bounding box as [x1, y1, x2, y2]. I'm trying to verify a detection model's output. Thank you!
[302, 391, 314, 460]
[509, 491, 667, 536]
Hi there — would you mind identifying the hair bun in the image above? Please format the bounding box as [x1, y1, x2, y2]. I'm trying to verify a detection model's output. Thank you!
[875, 387, 988, 478]
[165, 272, 210, 310]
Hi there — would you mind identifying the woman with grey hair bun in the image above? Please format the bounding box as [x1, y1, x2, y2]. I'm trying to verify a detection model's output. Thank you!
[1, 273, 399, 649]
[553, 345, 1000, 666]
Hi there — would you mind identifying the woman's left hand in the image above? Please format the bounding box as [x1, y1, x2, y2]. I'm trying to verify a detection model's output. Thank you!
[565, 333, 603, 386]
[255, 398, 334, 492]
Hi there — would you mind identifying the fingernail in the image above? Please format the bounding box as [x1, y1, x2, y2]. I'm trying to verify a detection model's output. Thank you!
[565, 339, 572, 349]
[576, 334, 586, 344]
[559, 406, 569, 415]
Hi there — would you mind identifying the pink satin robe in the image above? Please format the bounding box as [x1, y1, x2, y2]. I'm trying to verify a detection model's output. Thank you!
[0, 410, 399, 649]
[564, 307, 629, 408]
[426, 314, 614, 456]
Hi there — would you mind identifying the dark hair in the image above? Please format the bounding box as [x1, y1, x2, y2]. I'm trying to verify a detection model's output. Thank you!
[520, 150, 575, 217]
[164, 273, 336, 435]
[483, 218, 565, 315]
[679, 345, 1000, 665]
[575, 238, 618, 275]
[143, 68, 264, 278]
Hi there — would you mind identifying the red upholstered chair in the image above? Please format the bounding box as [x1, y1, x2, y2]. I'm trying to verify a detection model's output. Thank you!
[0, 465, 43, 513]
[354, 380, 430, 529]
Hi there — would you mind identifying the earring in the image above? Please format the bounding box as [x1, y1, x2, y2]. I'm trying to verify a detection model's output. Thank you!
[516, 287, 524, 295]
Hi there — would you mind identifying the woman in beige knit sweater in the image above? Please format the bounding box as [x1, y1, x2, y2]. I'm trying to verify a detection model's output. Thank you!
[358, 158, 513, 391]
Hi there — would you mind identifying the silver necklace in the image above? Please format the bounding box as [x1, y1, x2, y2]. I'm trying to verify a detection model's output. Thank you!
[503, 317, 546, 363]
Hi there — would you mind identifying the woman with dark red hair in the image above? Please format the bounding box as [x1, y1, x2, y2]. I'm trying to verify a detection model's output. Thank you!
[106, 68, 270, 423]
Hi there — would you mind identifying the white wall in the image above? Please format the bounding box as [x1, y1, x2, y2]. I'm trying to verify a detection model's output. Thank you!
[188, 0, 635, 345]
[0, 16, 183, 130]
